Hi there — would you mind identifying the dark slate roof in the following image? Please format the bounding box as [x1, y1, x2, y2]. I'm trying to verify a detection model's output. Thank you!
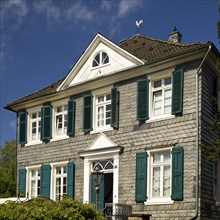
[119, 34, 210, 62]
[5, 34, 211, 110]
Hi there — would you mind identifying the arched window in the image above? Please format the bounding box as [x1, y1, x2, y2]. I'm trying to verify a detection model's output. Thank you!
[92, 52, 109, 68]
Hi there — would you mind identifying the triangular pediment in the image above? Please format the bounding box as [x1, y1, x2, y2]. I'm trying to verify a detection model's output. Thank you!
[87, 133, 117, 151]
[57, 33, 144, 91]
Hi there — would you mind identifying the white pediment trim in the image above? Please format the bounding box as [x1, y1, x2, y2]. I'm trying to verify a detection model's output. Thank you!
[87, 132, 117, 151]
[57, 33, 144, 91]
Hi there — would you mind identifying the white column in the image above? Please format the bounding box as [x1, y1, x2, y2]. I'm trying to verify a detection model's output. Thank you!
[83, 159, 90, 203]
[113, 154, 119, 204]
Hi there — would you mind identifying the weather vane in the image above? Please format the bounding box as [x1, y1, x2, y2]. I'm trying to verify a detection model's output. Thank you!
[135, 19, 143, 34]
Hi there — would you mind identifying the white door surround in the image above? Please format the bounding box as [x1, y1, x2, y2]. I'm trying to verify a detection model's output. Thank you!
[80, 133, 123, 204]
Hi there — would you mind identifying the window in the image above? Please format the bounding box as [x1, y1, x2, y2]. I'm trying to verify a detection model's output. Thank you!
[150, 151, 171, 199]
[92, 52, 109, 68]
[29, 169, 41, 198]
[214, 160, 220, 205]
[151, 77, 172, 117]
[96, 93, 111, 128]
[54, 165, 67, 201]
[55, 105, 67, 136]
[30, 112, 41, 141]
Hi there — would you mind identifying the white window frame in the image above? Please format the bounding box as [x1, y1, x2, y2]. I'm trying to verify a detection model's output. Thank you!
[51, 100, 68, 141]
[26, 107, 42, 146]
[145, 148, 173, 205]
[91, 86, 113, 133]
[215, 159, 220, 206]
[92, 51, 110, 69]
[51, 162, 68, 201]
[26, 165, 41, 199]
[148, 68, 175, 123]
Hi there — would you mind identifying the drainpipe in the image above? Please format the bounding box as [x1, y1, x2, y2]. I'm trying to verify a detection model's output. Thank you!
[190, 45, 211, 220]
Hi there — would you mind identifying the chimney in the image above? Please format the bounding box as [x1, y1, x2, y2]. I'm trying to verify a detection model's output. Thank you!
[168, 26, 182, 43]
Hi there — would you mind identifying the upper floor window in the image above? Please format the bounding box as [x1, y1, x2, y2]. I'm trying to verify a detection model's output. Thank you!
[137, 68, 183, 122]
[96, 93, 111, 128]
[92, 52, 109, 68]
[152, 77, 172, 117]
[30, 112, 41, 141]
[55, 105, 67, 136]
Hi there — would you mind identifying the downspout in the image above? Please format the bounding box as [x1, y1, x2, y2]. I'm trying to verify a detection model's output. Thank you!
[190, 45, 212, 220]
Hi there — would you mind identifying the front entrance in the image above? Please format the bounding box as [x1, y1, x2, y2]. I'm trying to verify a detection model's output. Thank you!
[90, 160, 113, 210]
[91, 172, 113, 210]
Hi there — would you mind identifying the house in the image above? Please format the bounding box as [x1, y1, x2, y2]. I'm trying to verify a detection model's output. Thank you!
[5, 28, 220, 219]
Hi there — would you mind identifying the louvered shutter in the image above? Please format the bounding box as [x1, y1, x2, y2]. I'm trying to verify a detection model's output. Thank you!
[18, 168, 26, 197]
[67, 161, 75, 198]
[171, 146, 184, 201]
[137, 79, 149, 120]
[111, 86, 119, 129]
[83, 94, 93, 132]
[67, 99, 75, 136]
[40, 164, 51, 199]
[18, 111, 27, 145]
[41, 104, 52, 141]
[136, 152, 148, 203]
[172, 69, 184, 115]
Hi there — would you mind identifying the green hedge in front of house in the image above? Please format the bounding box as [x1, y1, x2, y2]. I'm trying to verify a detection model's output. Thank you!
[0, 197, 106, 220]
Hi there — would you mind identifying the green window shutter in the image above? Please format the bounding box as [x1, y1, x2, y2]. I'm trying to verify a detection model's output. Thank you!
[18, 168, 26, 197]
[18, 111, 27, 145]
[172, 69, 184, 115]
[67, 161, 75, 198]
[137, 79, 149, 121]
[83, 94, 93, 133]
[41, 104, 52, 141]
[67, 99, 75, 136]
[40, 164, 51, 199]
[171, 146, 184, 201]
[136, 152, 148, 203]
[111, 86, 119, 129]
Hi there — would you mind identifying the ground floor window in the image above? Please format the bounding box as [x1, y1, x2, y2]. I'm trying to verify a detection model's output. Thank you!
[54, 165, 67, 201]
[147, 149, 172, 203]
[29, 168, 40, 198]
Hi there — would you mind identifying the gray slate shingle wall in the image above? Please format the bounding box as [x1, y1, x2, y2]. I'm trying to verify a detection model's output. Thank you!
[16, 59, 220, 219]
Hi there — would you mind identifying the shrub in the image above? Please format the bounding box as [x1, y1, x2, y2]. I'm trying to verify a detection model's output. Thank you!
[0, 197, 106, 220]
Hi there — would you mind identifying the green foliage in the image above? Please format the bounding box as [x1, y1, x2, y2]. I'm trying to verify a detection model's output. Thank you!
[201, 98, 220, 161]
[0, 139, 16, 198]
[0, 197, 106, 220]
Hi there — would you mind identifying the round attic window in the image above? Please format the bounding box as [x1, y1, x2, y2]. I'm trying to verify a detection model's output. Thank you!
[92, 52, 109, 68]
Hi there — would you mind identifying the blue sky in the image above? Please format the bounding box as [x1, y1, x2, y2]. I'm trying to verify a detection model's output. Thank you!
[0, 0, 219, 146]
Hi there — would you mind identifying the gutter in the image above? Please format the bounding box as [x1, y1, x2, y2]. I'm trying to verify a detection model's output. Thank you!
[190, 45, 212, 220]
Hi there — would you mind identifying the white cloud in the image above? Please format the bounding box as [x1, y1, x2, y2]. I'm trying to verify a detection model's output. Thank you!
[33, 0, 61, 25]
[117, 0, 143, 18]
[0, 0, 29, 29]
[9, 120, 16, 130]
[66, 2, 94, 21]
[101, 0, 112, 11]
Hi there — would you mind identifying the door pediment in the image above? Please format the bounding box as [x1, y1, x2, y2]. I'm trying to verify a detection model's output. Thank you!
[80, 133, 123, 158]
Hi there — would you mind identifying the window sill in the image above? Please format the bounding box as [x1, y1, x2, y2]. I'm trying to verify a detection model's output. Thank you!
[25, 140, 42, 146]
[51, 135, 69, 142]
[147, 114, 175, 123]
[145, 199, 174, 205]
[215, 201, 220, 206]
[90, 126, 113, 134]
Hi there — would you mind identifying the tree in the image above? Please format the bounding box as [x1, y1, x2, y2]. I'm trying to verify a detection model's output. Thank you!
[0, 139, 16, 198]
[201, 8, 220, 161]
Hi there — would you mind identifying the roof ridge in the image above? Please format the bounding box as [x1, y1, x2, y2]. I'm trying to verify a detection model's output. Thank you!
[120, 34, 210, 47]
